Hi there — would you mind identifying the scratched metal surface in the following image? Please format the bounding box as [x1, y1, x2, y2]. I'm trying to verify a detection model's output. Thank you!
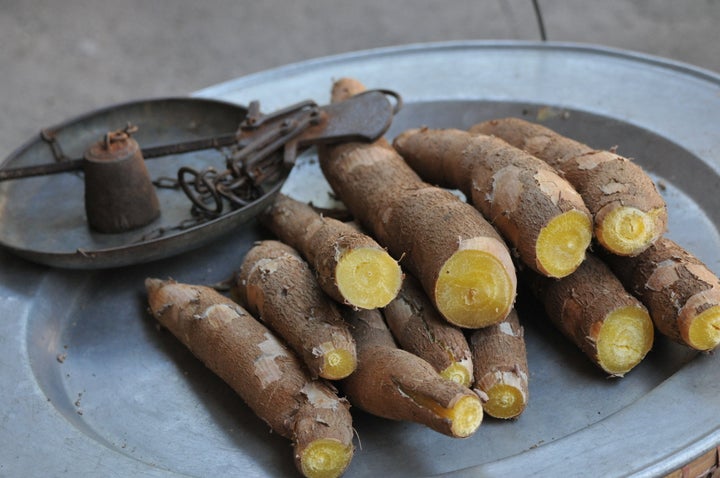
[2, 42, 720, 477]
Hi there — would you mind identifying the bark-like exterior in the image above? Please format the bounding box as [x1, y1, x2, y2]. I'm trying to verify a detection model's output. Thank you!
[604, 237, 720, 350]
[145, 279, 354, 475]
[394, 127, 591, 276]
[234, 240, 356, 379]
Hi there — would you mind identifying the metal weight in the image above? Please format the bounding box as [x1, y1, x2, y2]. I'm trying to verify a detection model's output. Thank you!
[83, 126, 161, 233]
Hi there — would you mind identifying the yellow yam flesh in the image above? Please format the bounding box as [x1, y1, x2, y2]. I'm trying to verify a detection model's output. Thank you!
[448, 395, 484, 438]
[320, 348, 357, 380]
[686, 305, 720, 351]
[336, 247, 403, 309]
[536, 209, 593, 278]
[597, 206, 665, 256]
[405, 392, 483, 438]
[483, 381, 526, 420]
[435, 249, 515, 328]
[596, 305, 654, 375]
[299, 439, 354, 478]
[440, 362, 473, 388]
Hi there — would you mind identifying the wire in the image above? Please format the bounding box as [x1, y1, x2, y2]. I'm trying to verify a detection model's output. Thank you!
[532, 0, 548, 41]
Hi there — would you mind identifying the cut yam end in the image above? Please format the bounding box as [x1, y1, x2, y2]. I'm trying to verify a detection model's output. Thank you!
[536, 209, 592, 278]
[448, 395, 485, 438]
[596, 305, 654, 376]
[320, 348, 357, 380]
[596, 206, 664, 256]
[483, 382, 527, 420]
[336, 247, 403, 309]
[405, 391, 484, 438]
[685, 305, 720, 351]
[440, 362, 473, 388]
[299, 438, 354, 478]
[435, 249, 515, 328]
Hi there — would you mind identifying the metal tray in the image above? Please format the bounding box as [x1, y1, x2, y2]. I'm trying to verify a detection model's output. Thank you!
[2, 41, 720, 477]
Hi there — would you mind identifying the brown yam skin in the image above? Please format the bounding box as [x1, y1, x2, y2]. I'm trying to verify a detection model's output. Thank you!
[145, 279, 354, 474]
[603, 237, 720, 347]
[319, 141, 423, 245]
[383, 275, 473, 380]
[470, 118, 667, 248]
[393, 127, 590, 275]
[340, 308, 480, 437]
[526, 253, 645, 366]
[234, 240, 356, 379]
[260, 193, 397, 307]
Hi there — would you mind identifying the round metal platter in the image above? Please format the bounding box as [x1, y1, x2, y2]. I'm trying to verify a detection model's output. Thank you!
[0, 96, 287, 269]
[3, 41, 720, 477]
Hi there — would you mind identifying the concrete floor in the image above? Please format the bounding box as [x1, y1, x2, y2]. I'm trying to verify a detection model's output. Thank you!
[1, 0, 719, 161]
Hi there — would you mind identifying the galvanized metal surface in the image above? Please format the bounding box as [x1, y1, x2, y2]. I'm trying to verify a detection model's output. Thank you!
[2, 41, 720, 477]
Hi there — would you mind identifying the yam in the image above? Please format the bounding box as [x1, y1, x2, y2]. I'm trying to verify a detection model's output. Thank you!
[525, 254, 655, 376]
[260, 193, 402, 309]
[233, 240, 357, 380]
[470, 309, 529, 419]
[604, 237, 720, 351]
[319, 78, 516, 328]
[383, 275, 474, 387]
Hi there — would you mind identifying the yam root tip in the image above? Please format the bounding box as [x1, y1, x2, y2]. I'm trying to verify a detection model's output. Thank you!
[320, 348, 357, 380]
[480, 379, 527, 420]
